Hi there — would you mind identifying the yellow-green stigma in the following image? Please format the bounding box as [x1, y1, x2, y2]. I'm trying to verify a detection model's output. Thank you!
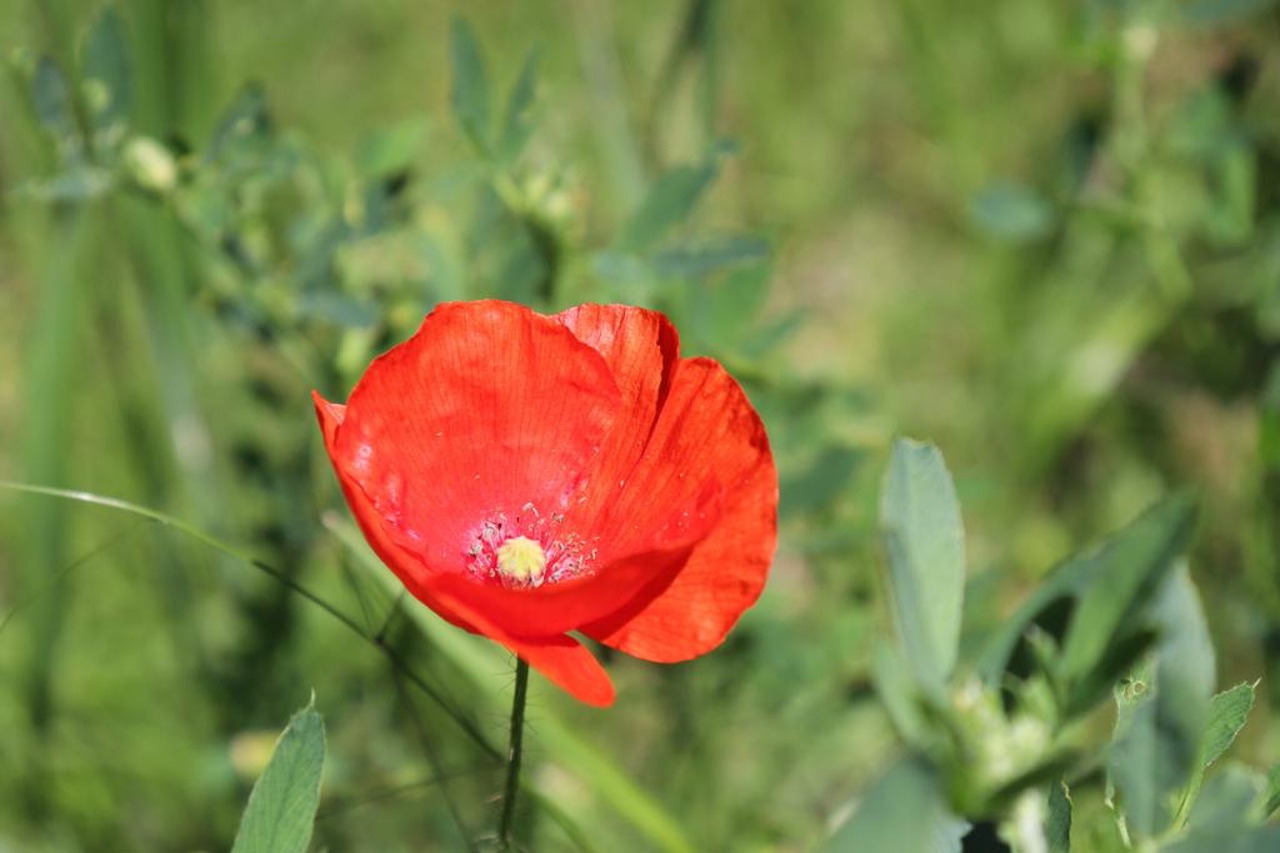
[496, 536, 547, 588]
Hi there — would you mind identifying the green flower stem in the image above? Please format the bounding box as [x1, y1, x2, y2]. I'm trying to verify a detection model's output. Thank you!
[499, 657, 530, 850]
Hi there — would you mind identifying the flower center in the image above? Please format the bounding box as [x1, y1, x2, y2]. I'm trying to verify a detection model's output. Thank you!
[495, 536, 547, 587]
[464, 505, 597, 589]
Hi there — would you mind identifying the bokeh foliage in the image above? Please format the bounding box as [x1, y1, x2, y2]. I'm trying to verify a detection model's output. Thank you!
[2, 0, 1280, 849]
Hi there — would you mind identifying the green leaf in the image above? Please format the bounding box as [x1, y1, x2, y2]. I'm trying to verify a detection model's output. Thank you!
[970, 182, 1054, 242]
[871, 641, 929, 747]
[207, 83, 270, 163]
[83, 6, 132, 136]
[880, 438, 966, 688]
[616, 160, 719, 252]
[1164, 827, 1280, 853]
[1108, 565, 1213, 841]
[450, 16, 492, 152]
[1060, 495, 1197, 697]
[1182, 0, 1279, 27]
[1109, 695, 1176, 839]
[498, 47, 539, 162]
[1046, 781, 1071, 853]
[780, 445, 863, 520]
[231, 699, 326, 853]
[1185, 764, 1265, 833]
[1202, 682, 1256, 769]
[651, 234, 770, 279]
[33, 56, 77, 142]
[356, 117, 428, 178]
[1264, 764, 1280, 818]
[827, 758, 968, 852]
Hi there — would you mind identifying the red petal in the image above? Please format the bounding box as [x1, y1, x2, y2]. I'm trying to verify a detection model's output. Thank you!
[314, 390, 473, 631]
[330, 301, 622, 567]
[581, 358, 777, 661]
[316, 390, 616, 706]
[501, 634, 616, 707]
[557, 304, 680, 507]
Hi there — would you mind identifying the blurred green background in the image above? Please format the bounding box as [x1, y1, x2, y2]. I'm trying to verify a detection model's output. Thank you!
[3, 0, 1280, 849]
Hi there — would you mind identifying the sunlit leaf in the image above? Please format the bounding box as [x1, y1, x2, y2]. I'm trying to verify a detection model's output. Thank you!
[1203, 683, 1256, 769]
[231, 699, 326, 853]
[880, 439, 966, 688]
[1046, 781, 1071, 853]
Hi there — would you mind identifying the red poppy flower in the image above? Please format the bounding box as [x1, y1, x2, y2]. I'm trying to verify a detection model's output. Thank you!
[313, 300, 777, 706]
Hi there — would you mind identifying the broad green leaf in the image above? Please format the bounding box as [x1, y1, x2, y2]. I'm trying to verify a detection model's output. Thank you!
[827, 758, 967, 852]
[33, 57, 77, 142]
[880, 439, 966, 688]
[616, 161, 718, 252]
[1202, 683, 1256, 769]
[1046, 781, 1071, 853]
[231, 699, 326, 853]
[1060, 495, 1196, 694]
[450, 17, 491, 152]
[83, 6, 132, 136]
[498, 48, 539, 162]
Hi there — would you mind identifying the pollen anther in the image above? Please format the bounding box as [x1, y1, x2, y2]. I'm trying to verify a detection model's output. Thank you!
[496, 536, 547, 588]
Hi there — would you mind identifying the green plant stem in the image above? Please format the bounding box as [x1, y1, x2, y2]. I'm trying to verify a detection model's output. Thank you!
[499, 658, 530, 850]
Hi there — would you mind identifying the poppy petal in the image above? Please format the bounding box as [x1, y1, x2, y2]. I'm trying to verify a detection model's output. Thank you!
[331, 301, 623, 568]
[314, 390, 475, 631]
[581, 357, 777, 661]
[317, 391, 615, 705]
[557, 304, 679, 506]
[495, 634, 616, 707]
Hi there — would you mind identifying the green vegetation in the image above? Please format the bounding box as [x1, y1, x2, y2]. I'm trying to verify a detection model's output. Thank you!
[3, 1, 1280, 849]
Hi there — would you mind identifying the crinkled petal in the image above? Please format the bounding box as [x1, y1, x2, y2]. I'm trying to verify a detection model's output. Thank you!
[316, 392, 615, 706]
[331, 300, 622, 566]
[556, 304, 679, 515]
[581, 358, 777, 661]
